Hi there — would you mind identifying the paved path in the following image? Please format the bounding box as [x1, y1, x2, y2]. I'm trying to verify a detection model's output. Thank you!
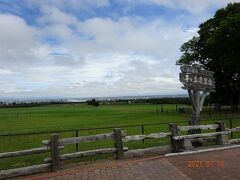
[167, 147, 240, 180]
[21, 147, 240, 180]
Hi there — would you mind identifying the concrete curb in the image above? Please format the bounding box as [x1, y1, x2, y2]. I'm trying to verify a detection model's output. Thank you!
[165, 144, 240, 157]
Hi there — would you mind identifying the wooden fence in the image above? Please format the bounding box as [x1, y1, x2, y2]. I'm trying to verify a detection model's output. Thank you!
[1, 122, 240, 179]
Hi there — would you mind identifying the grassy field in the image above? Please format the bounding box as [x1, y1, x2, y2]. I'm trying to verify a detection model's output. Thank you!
[0, 103, 191, 133]
[0, 103, 239, 170]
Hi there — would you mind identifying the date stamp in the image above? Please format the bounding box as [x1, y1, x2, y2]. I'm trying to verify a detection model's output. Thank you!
[187, 160, 224, 168]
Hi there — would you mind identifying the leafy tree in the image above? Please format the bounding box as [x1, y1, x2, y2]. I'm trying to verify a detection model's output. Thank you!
[177, 3, 240, 110]
[87, 98, 99, 106]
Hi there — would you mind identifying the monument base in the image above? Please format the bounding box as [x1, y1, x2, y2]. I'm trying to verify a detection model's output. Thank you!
[188, 116, 202, 147]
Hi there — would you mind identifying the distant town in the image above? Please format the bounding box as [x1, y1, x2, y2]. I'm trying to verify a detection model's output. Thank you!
[0, 94, 188, 107]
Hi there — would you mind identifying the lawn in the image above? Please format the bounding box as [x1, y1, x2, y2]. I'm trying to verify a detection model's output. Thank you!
[0, 103, 239, 170]
[0, 103, 190, 133]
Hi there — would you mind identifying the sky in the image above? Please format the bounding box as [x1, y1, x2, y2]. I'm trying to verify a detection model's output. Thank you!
[0, 0, 239, 98]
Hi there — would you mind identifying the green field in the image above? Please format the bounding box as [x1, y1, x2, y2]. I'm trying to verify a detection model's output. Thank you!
[0, 104, 191, 134]
[0, 103, 239, 170]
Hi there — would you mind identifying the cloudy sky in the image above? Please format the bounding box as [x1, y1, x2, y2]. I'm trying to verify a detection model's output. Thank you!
[0, 0, 239, 98]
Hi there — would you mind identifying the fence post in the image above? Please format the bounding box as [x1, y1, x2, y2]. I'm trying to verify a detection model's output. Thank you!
[169, 123, 180, 152]
[230, 118, 233, 138]
[209, 108, 211, 118]
[113, 128, 123, 160]
[224, 110, 227, 118]
[141, 125, 144, 144]
[161, 105, 163, 113]
[50, 133, 60, 172]
[76, 130, 79, 151]
[215, 121, 229, 145]
[176, 104, 178, 112]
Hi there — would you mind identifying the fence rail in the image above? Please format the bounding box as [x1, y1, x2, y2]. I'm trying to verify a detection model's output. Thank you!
[178, 124, 219, 131]
[123, 132, 171, 142]
[0, 147, 50, 159]
[0, 164, 51, 180]
[0, 146, 52, 180]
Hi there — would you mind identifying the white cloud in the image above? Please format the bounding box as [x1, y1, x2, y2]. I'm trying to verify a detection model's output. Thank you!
[70, 17, 196, 58]
[38, 5, 78, 25]
[1, 0, 236, 97]
[119, 0, 240, 14]
[0, 68, 14, 75]
[0, 8, 196, 97]
[26, 0, 110, 10]
[0, 14, 51, 68]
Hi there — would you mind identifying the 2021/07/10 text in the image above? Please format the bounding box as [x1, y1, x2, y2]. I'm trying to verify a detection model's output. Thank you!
[187, 160, 224, 168]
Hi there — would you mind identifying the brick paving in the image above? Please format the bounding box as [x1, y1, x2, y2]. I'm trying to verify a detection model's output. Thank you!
[21, 147, 240, 180]
[167, 147, 240, 180]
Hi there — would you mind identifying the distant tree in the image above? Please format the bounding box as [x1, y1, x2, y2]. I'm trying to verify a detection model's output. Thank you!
[177, 3, 240, 110]
[87, 98, 99, 106]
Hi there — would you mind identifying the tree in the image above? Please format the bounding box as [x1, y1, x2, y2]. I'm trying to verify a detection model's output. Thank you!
[87, 98, 99, 106]
[177, 3, 240, 110]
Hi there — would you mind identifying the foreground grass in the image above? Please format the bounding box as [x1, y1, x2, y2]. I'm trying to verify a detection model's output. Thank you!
[0, 103, 239, 170]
